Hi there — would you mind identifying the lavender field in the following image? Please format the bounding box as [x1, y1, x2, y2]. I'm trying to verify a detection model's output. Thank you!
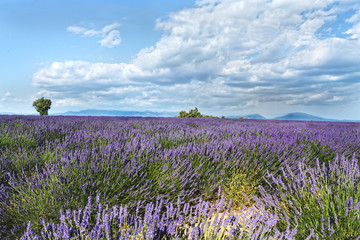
[0, 115, 359, 239]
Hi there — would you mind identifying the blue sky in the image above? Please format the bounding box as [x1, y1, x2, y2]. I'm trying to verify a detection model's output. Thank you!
[1, 0, 360, 120]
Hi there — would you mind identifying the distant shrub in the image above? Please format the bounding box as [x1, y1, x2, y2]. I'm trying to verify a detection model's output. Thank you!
[177, 107, 219, 118]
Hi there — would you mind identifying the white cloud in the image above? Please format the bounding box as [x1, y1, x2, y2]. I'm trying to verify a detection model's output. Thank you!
[344, 23, 360, 39]
[99, 30, 121, 48]
[326, 96, 343, 102]
[66, 26, 99, 37]
[1, 92, 24, 103]
[344, 10, 360, 39]
[285, 91, 345, 105]
[101, 22, 121, 34]
[346, 10, 360, 23]
[33, 60, 146, 91]
[34, 0, 360, 114]
[1, 92, 12, 101]
[55, 98, 84, 107]
[67, 22, 122, 47]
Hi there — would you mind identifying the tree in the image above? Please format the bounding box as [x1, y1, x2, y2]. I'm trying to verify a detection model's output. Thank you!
[178, 110, 189, 118]
[188, 107, 202, 118]
[177, 107, 220, 118]
[32, 97, 51, 115]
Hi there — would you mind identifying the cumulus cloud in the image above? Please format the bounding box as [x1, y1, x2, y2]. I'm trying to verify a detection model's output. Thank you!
[1, 92, 24, 103]
[33, 61, 146, 91]
[67, 23, 122, 47]
[35, 0, 360, 114]
[1, 92, 12, 102]
[55, 98, 84, 107]
[346, 10, 360, 23]
[344, 23, 360, 39]
[343, 10, 360, 39]
[99, 30, 122, 48]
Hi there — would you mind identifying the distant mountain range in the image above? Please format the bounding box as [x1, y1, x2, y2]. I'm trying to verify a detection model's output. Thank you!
[58, 110, 358, 122]
[273, 112, 333, 121]
[242, 114, 267, 120]
[57, 109, 178, 117]
[0, 112, 16, 115]
[1, 110, 359, 122]
[240, 112, 359, 122]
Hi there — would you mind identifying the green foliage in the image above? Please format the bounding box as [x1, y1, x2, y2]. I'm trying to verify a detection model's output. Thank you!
[270, 158, 360, 239]
[202, 115, 219, 118]
[159, 137, 189, 149]
[188, 107, 202, 118]
[177, 107, 219, 118]
[222, 171, 258, 208]
[178, 110, 189, 118]
[32, 97, 52, 115]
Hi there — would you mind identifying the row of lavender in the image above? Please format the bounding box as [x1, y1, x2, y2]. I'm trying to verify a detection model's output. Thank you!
[0, 115, 359, 239]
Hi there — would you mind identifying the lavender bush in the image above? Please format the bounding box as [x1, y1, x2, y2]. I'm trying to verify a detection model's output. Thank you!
[0, 115, 359, 239]
[257, 154, 360, 239]
[20, 193, 299, 239]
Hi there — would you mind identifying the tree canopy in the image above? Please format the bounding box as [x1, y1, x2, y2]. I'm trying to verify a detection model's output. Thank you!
[176, 107, 219, 118]
[32, 97, 52, 116]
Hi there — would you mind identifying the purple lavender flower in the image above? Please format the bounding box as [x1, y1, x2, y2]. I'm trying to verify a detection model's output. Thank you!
[145, 222, 155, 240]
[346, 197, 354, 215]
[104, 213, 111, 240]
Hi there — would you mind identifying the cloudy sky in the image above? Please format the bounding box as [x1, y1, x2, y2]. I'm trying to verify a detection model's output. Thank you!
[1, 0, 360, 119]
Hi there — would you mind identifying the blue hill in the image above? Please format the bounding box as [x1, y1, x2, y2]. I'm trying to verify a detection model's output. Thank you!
[49, 110, 359, 122]
[58, 109, 177, 117]
[243, 114, 266, 119]
[273, 112, 333, 121]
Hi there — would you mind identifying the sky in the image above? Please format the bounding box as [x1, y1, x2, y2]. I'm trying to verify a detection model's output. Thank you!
[1, 0, 360, 120]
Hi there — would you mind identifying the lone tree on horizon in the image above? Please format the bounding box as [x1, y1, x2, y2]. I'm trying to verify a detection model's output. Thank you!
[33, 97, 52, 115]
